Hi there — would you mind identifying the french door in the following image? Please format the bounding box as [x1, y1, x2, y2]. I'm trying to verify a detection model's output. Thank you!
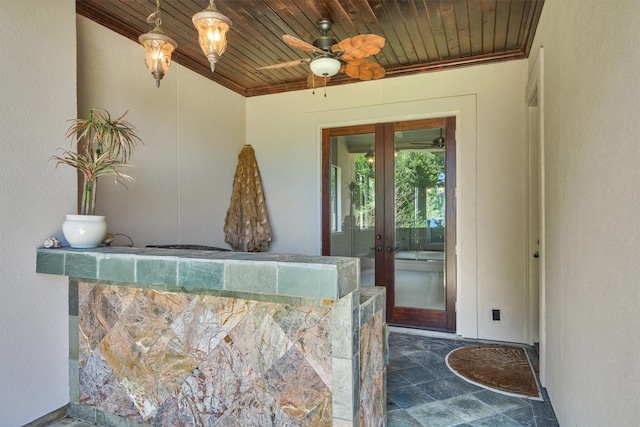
[322, 117, 456, 331]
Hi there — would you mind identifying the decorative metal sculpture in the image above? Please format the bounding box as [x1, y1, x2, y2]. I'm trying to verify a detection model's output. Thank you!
[224, 145, 272, 252]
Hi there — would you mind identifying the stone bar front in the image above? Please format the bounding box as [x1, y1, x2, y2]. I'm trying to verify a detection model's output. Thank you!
[36, 247, 386, 426]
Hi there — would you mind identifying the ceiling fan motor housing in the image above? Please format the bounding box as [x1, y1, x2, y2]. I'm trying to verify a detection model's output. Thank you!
[313, 19, 337, 53]
[313, 36, 338, 52]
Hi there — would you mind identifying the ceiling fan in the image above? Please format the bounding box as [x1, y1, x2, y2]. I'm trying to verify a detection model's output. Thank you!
[257, 19, 386, 89]
[406, 128, 446, 149]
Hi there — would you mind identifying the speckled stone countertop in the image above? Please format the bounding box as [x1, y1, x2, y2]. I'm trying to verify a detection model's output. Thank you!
[36, 247, 359, 301]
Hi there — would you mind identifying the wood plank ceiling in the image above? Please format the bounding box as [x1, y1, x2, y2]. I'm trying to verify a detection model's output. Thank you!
[76, 0, 545, 97]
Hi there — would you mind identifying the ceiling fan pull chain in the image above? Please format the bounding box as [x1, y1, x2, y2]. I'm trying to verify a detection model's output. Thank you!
[324, 76, 327, 97]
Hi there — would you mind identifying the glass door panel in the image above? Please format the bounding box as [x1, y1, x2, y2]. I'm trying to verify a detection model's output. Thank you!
[327, 131, 376, 287]
[394, 128, 446, 310]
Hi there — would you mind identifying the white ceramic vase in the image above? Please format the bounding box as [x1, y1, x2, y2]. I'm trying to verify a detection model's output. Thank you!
[62, 214, 107, 249]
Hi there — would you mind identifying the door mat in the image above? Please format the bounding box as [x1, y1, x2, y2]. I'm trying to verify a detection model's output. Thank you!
[445, 344, 542, 400]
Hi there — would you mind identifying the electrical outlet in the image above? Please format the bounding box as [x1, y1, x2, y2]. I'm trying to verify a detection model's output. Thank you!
[492, 309, 501, 321]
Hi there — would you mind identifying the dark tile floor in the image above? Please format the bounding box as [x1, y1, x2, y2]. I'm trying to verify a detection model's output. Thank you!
[45, 331, 559, 427]
[387, 331, 559, 427]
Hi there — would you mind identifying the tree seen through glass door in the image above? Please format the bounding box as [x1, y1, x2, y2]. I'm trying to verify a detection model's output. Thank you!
[347, 151, 446, 234]
[395, 151, 446, 232]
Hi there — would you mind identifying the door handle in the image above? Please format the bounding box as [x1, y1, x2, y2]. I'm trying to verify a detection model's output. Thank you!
[370, 246, 382, 252]
[386, 245, 399, 253]
[533, 251, 539, 258]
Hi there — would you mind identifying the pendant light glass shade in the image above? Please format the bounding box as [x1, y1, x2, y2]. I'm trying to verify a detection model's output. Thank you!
[192, 0, 232, 73]
[139, 0, 176, 88]
[139, 27, 177, 88]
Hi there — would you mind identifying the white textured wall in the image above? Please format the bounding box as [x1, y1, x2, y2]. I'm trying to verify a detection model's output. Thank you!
[530, 0, 640, 425]
[247, 61, 529, 343]
[76, 16, 246, 249]
[0, 1, 76, 425]
[529, 0, 640, 426]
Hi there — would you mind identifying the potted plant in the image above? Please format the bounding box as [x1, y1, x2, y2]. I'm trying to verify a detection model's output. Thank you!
[51, 108, 142, 248]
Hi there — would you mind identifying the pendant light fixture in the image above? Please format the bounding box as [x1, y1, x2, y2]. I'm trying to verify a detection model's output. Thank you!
[138, 0, 177, 88]
[365, 147, 375, 168]
[192, 0, 232, 73]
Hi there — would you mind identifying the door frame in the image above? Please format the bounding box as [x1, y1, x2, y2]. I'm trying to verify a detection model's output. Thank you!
[527, 46, 546, 384]
[321, 117, 457, 331]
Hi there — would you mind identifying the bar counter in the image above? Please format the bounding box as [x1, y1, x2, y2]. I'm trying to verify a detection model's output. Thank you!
[36, 247, 386, 426]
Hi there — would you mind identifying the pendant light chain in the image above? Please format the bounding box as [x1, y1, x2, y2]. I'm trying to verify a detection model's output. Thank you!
[146, 0, 162, 26]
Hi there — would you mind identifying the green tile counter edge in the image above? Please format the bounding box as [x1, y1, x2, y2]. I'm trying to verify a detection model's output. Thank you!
[36, 247, 359, 301]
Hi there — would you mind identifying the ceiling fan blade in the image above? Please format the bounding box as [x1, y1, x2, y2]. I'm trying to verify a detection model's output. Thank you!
[257, 59, 308, 70]
[332, 34, 385, 61]
[283, 35, 325, 54]
[342, 58, 386, 80]
[307, 73, 331, 88]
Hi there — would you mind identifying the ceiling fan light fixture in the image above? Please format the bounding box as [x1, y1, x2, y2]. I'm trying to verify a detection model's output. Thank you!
[192, 0, 232, 73]
[309, 57, 341, 77]
[432, 127, 446, 148]
[139, 0, 177, 88]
